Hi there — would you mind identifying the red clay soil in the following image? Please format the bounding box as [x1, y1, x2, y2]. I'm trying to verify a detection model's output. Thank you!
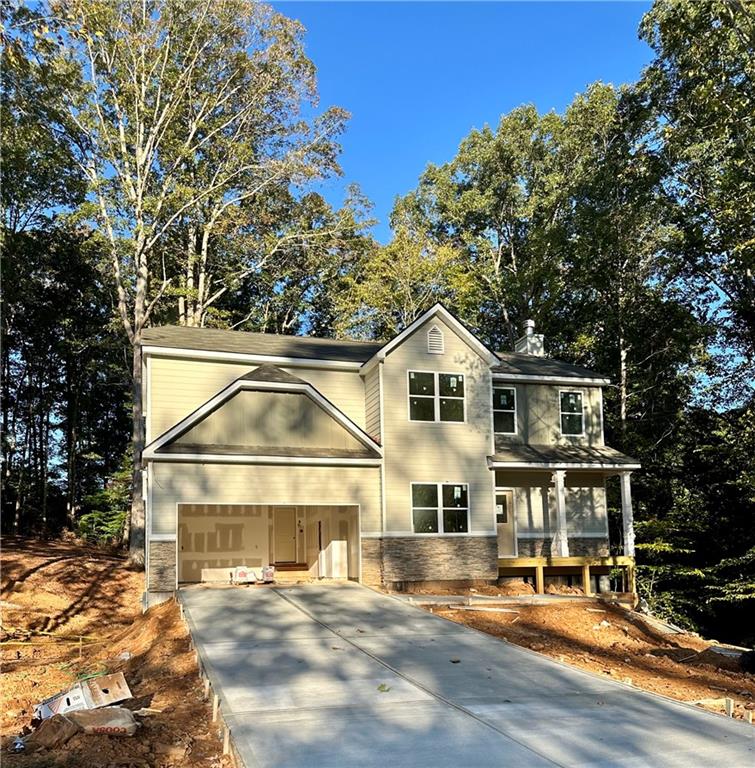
[433, 601, 755, 722]
[1, 536, 231, 768]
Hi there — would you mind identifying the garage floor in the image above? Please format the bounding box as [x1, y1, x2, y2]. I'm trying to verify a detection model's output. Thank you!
[179, 582, 754, 768]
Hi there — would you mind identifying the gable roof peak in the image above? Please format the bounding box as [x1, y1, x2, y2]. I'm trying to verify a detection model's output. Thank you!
[237, 364, 308, 386]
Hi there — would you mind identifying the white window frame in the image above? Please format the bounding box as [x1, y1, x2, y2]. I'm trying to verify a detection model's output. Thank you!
[407, 370, 466, 423]
[410, 481, 470, 534]
[493, 386, 517, 435]
[559, 389, 585, 437]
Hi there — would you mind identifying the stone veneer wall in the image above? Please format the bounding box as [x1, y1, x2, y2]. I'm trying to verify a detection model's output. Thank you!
[516, 537, 610, 557]
[148, 541, 176, 591]
[362, 536, 498, 585]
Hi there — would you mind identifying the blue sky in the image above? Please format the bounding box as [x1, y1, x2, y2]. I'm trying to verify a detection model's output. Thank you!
[274, 1, 654, 242]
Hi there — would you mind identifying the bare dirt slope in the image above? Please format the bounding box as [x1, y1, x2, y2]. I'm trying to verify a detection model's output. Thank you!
[1, 536, 230, 767]
[433, 600, 755, 721]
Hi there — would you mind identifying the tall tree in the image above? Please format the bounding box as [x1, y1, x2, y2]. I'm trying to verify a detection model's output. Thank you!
[639, 0, 755, 385]
[22, 0, 350, 562]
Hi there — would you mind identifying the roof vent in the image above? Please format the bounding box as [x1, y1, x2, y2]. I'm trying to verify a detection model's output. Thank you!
[427, 325, 444, 354]
[514, 319, 545, 356]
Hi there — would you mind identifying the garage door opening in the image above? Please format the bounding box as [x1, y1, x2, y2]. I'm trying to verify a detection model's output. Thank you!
[176, 503, 360, 583]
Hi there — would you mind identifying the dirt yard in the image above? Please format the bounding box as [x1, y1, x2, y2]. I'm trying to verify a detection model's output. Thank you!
[1, 536, 230, 767]
[431, 599, 755, 721]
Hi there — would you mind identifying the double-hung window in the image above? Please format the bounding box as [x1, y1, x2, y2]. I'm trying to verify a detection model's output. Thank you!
[408, 371, 465, 422]
[493, 387, 516, 434]
[560, 390, 584, 435]
[411, 483, 469, 533]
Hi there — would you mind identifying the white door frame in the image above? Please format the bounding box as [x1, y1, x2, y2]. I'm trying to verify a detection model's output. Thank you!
[494, 486, 519, 558]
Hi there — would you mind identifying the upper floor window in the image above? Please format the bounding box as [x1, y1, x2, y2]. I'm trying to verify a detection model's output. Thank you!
[560, 390, 584, 435]
[493, 387, 517, 434]
[412, 482, 469, 533]
[427, 325, 444, 354]
[408, 371, 465, 422]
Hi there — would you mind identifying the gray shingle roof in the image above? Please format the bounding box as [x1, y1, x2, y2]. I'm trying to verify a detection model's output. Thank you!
[493, 353, 608, 381]
[141, 326, 384, 363]
[237, 364, 308, 386]
[489, 444, 639, 467]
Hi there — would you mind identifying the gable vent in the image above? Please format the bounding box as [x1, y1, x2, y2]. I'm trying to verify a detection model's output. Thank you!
[427, 325, 444, 354]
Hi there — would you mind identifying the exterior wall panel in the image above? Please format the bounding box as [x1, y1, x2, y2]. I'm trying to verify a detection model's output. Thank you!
[381, 317, 495, 534]
[151, 462, 381, 536]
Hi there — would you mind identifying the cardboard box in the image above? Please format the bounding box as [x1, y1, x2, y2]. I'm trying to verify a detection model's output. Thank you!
[34, 672, 132, 720]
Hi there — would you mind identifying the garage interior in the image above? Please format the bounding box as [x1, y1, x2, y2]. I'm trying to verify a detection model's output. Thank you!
[176, 503, 360, 583]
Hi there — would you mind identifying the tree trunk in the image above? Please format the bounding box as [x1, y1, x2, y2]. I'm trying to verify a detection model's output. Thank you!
[127, 339, 145, 566]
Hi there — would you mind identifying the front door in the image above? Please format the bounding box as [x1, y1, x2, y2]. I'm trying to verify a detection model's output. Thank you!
[496, 490, 516, 557]
[274, 506, 297, 562]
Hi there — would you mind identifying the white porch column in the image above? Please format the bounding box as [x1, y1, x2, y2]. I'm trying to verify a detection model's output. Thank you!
[620, 471, 635, 557]
[551, 470, 570, 557]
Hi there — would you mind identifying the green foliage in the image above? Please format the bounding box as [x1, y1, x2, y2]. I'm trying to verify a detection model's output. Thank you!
[78, 458, 131, 544]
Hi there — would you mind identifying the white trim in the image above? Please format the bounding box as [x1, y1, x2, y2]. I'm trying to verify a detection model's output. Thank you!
[516, 531, 608, 539]
[559, 389, 586, 437]
[493, 373, 610, 386]
[360, 304, 499, 373]
[146, 453, 382, 466]
[492, 384, 518, 435]
[360, 531, 497, 538]
[143, 378, 382, 459]
[487, 459, 641, 471]
[407, 370, 467, 424]
[410, 481, 471, 534]
[150, 532, 177, 541]
[142, 345, 363, 371]
[378, 361, 387, 535]
[494, 486, 519, 557]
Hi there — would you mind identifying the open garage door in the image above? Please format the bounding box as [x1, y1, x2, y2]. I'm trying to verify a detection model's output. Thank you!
[177, 503, 360, 583]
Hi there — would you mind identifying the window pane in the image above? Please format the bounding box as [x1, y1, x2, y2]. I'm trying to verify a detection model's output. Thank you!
[412, 484, 438, 508]
[442, 507, 468, 533]
[442, 484, 468, 508]
[413, 508, 439, 533]
[409, 371, 435, 396]
[561, 413, 584, 435]
[440, 398, 464, 422]
[410, 397, 435, 421]
[493, 388, 515, 411]
[439, 373, 464, 397]
[560, 391, 582, 414]
[494, 411, 515, 433]
[495, 494, 508, 524]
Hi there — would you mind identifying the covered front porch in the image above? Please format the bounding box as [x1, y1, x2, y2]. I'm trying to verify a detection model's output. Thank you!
[488, 444, 640, 596]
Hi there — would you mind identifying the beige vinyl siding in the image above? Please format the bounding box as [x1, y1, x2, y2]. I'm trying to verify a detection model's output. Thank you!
[381, 316, 494, 534]
[364, 364, 381, 443]
[147, 356, 366, 441]
[494, 469, 608, 536]
[494, 383, 603, 448]
[150, 462, 381, 536]
[174, 391, 365, 451]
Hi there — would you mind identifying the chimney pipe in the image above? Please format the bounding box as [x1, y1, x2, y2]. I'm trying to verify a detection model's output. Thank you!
[524, 319, 535, 337]
[514, 319, 545, 356]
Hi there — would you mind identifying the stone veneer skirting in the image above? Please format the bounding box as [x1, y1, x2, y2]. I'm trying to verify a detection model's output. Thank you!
[361, 536, 498, 586]
[148, 541, 176, 591]
[516, 537, 610, 557]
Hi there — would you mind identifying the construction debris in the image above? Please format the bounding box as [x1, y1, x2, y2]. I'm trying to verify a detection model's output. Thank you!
[34, 671, 132, 720]
[67, 706, 138, 735]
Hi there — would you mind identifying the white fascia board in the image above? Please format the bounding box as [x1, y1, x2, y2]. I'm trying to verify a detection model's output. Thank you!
[487, 459, 641, 471]
[142, 345, 363, 371]
[143, 453, 382, 467]
[144, 379, 382, 457]
[366, 531, 498, 538]
[359, 304, 499, 373]
[149, 533, 177, 541]
[492, 373, 611, 386]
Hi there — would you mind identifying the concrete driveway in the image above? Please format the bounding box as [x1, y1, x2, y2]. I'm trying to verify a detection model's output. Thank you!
[180, 582, 753, 768]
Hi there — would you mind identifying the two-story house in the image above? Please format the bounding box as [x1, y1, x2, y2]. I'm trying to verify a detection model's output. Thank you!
[141, 304, 639, 604]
